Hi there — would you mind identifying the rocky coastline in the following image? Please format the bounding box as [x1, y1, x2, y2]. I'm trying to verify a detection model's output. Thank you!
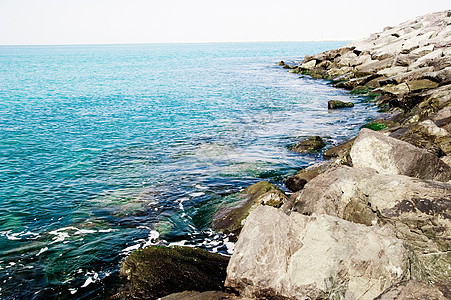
[115, 10, 451, 299]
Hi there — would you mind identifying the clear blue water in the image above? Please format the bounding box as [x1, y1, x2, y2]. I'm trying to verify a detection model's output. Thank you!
[0, 42, 380, 299]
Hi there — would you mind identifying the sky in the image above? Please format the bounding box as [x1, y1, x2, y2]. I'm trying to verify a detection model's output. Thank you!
[0, 0, 450, 45]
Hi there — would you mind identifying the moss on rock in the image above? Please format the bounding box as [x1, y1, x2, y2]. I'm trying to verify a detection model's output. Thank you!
[119, 246, 230, 300]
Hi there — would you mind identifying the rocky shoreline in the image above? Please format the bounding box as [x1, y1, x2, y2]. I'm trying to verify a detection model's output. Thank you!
[115, 10, 451, 299]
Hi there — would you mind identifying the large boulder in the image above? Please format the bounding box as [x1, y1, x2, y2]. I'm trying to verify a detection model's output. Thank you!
[350, 128, 451, 181]
[374, 280, 450, 300]
[212, 181, 287, 236]
[119, 246, 230, 300]
[289, 166, 451, 282]
[225, 206, 413, 300]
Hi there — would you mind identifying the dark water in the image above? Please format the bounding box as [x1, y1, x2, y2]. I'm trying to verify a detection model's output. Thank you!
[0, 42, 380, 298]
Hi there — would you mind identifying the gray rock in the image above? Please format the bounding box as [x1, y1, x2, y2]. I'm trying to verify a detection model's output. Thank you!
[212, 181, 287, 236]
[350, 128, 451, 181]
[290, 165, 451, 282]
[374, 280, 450, 300]
[225, 206, 412, 300]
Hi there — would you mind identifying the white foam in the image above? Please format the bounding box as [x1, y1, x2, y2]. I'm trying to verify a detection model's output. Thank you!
[168, 240, 187, 247]
[194, 184, 208, 190]
[36, 247, 48, 256]
[75, 229, 97, 235]
[81, 271, 99, 288]
[122, 244, 141, 253]
[190, 192, 205, 197]
[69, 288, 77, 295]
[98, 229, 118, 233]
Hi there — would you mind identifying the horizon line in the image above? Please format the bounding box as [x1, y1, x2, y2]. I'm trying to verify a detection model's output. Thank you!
[0, 39, 351, 47]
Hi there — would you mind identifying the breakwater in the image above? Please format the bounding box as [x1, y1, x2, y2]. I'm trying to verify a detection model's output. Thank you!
[118, 10, 451, 300]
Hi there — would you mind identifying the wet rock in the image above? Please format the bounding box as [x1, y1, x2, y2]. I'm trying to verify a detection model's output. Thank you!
[276, 61, 285, 66]
[161, 291, 240, 300]
[323, 137, 356, 165]
[285, 160, 333, 192]
[350, 128, 451, 181]
[374, 280, 450, 300]
[328, 100, 354, 109]
[212, 181, 287, 236]
[361, 119, 397, 131]
[225, 206, 412, 300]
[290, 136, 325, 153]
[289, 165, 451, 281]
[119, 246, 230, 300]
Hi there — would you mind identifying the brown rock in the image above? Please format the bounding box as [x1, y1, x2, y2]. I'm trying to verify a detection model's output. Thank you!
[291, 136, 326, 153]
[406, 79, 439, 92]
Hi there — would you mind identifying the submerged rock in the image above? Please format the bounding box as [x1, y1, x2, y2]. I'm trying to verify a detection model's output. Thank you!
[290, 135, 326, 153]
[212, 181, 287, 236]
[350, 128, 451, 181]
[119, 246, 229, 300]
[225, 206, 412, 300]
[327, 100, 354, 109]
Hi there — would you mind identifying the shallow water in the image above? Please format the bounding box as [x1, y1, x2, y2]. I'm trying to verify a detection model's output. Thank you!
[0, 42, 380, 299]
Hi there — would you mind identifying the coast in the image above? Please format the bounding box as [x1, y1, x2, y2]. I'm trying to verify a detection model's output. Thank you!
[116, 10, 451, 299]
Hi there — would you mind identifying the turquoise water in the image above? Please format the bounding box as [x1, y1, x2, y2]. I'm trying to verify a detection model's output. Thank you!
[0, 42, 380, 299]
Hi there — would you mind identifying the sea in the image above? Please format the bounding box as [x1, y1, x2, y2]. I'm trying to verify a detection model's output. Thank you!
[0, 42, 381, 299]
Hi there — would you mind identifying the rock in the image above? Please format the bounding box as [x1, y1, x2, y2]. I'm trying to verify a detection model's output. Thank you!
[212, 181, 287, 236]
[119, 246, 230, 300]
[299, 60, 316, 70]
[406, 79, 439, 92]
[323, 137, 356, 165]
[355, 57, 394, 77]
[290, 136, 325, 153]
[285, 160, 333, 192]
[389, 120, 451, 156]
[376, 82, 410, 96]
[289, 165, 451, 281]
[361, 119, 397, 131]
[225, 206, 413, 300]
[374, 280, 450, 300]
[350, 128, 451, 181]
[328, 100, 354, 109]
[276, 61, 285, 66]
[161, 291, 240, 300]
[442, 156, 451, 167]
